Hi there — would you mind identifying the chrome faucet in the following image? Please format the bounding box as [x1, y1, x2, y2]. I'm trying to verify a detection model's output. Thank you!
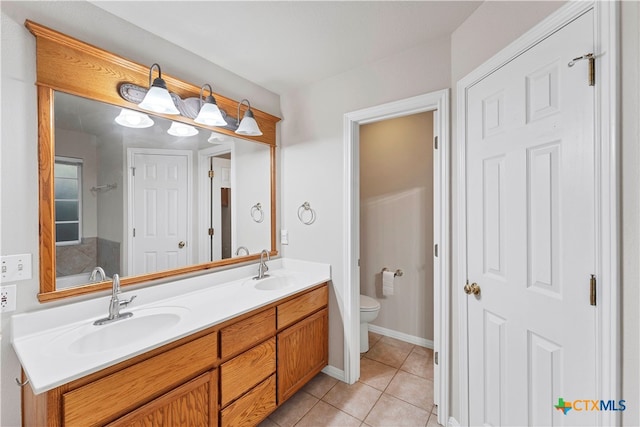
[94, 274, 136, 326]
[253, 250, 270, 280]
[89, 266, 106, 282]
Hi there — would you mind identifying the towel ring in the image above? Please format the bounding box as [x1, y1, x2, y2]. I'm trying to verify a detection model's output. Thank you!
[297, 202, 316, 225]
[251, 203, 264, 223]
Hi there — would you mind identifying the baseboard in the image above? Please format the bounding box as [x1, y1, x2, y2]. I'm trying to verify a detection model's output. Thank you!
[322, 365, 345, 382]
[368, 324, 434, 349]
[447, 416, 460, 427]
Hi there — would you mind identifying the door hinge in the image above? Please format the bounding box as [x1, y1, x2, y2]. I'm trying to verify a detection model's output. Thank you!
[590, 274, 597, 306]
[208, 170, 214, 179]
[434, 136, 438, 150]
[133, 228, 136, 237]
[434, 351, 439, 365]
[208, 228, 214, 236]
[131, 167, 136, 177]
[568, 53, 595, 86]
[434, 244, 438, 258]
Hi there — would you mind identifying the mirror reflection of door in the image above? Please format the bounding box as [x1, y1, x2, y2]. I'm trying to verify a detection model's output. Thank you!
[129, 149, 192, 275]
[209, 155, 232, 261]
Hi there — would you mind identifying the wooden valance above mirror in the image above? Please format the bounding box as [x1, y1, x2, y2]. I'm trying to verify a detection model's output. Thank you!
[26, 20, 281, 302]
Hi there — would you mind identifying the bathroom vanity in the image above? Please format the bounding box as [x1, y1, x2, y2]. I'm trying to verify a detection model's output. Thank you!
[13, 259, 330, 426]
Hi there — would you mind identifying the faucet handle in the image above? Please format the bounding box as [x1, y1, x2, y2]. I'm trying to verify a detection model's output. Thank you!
[119, 295, 136, 308]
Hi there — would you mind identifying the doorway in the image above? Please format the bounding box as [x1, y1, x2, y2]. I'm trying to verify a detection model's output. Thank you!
[344, 90, 450, 426]
[127, 148, 193, 276]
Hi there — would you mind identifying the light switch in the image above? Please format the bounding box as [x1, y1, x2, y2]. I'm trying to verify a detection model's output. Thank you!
[281, 230, 289, 245]
[1, 254, 32, 282]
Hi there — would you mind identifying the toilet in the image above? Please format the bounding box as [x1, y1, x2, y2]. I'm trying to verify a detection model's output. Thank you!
[360, 294, 381, 352]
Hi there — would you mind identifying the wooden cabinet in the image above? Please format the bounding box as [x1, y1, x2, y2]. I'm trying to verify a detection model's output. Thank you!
[108, 371, 217, 427]
[63, 332, 218, 427]
[22, 283, 328, 427]
[277, 308, 328, 402]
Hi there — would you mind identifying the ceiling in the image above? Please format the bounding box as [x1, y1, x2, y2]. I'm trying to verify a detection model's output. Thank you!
[90, 1, 482, 95]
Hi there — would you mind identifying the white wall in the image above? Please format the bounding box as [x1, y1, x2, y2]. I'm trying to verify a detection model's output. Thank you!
[0, 2, 279, 425]
[280, 37, 450, 370]
[620, 2, 640, 425]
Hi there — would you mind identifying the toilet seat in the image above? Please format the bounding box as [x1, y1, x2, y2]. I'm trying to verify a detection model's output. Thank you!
[360, 294, 380, 312]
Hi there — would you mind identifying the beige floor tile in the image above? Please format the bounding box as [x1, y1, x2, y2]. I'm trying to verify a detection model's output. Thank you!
[432, 405, 438, 415]
[364, 394, 430, 427]
[258, 417, 279, 427]
[411, 345, 434, 357]
[322, 381, 382, 420]
[359, 358, 397, 391]
[268, 390, 318, 427]
[378, 336, 415, 352]
[400, 348, 434, 380]
[364, 340, 412, 368]
[301, 372, 339, 399]
[368, 331, 383, 347]
[426, 412, 441, 427]
[296, 400, 361, 427]
[385, 370, 434, 411]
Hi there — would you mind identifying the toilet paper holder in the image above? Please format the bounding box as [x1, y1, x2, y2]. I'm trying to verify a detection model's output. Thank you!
[382, 267, 403, 277]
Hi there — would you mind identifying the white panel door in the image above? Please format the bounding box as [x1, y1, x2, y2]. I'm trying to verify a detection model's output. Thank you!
[466, 10, 596, 426]
[210, 157, 231, 260]
[132, 153, 189, 275]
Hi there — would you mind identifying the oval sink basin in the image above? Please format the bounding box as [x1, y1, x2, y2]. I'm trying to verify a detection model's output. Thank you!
[65, 307, 188, 354]
[253, 275, 295, 291]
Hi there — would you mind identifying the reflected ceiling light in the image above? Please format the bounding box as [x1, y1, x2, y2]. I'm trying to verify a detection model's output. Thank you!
[167, 122, 198, 137]
[138, 63, 180, 115]
[235, 99, 262, 136]
[114, 108, 154, 128]
[208, 132, 229, 144]
[194, 84, 227, 126]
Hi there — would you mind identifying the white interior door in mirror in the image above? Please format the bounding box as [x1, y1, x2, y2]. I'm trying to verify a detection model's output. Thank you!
[211, 157, 232, 261]
[129, 149, 192, 275]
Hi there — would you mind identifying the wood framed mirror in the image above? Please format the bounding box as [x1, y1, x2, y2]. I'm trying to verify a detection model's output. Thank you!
[27, 20, 280, 302]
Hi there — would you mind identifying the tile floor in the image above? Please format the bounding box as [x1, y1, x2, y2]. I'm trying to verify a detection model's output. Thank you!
[260, 331, 439, 427]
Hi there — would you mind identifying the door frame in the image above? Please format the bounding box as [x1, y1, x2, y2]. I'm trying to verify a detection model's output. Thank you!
[344, 89, 450, 425]
[198, 144, 235, 263]
[456, 2, 619, 426]
[126, 148, 194, 275]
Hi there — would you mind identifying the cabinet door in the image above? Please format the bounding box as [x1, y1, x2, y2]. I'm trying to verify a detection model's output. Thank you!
[108, 370, 217, 427]
[277, 308, 328, 402]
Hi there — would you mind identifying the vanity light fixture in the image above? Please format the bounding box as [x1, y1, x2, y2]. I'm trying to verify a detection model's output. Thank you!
[114, 108, 154, 128]
[208, 132, 228, 144]
[138, 63, 180, 115]
[235, 99, 263, 136]
[194, 84, 227, 126]
[167, 122, 199, 137]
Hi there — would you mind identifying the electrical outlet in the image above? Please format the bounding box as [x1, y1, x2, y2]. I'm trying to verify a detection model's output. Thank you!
[1, 254, 32, 282]
[1, 284, 17, 312]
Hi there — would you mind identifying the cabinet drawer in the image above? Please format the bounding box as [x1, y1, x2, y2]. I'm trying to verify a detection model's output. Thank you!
[107, 370, 217, 427]
[220, 308, 275, 359]
[277, 284, 328, 329]
[63, 332, 218, 427]
[220, 337, 276, 407]
[220, 374, 276, 427]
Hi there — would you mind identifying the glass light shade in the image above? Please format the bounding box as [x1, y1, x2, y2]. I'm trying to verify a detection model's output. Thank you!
[114, 109, 154, 128]
[167, 122, 198, 137]
[138, 86, 180, 115]
[194, 103, 227, 126]
[208, 132, 228, 144]
[235, 114, 262, 136]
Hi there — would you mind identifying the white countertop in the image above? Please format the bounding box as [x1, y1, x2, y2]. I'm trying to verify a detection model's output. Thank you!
[11, 258, 331, 394]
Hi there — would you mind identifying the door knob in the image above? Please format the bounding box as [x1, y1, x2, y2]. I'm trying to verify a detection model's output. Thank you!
[178, 241, 186, 249]
[464, 282, 481, 295]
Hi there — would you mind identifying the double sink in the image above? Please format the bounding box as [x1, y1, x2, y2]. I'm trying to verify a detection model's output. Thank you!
[11, 258, 331, 394]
